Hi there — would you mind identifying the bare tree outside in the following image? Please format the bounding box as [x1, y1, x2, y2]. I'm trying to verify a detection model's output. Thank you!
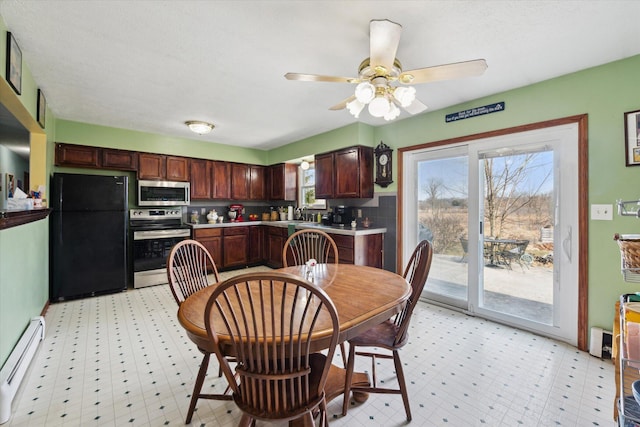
[417, 151, 553, 264]
[483, 153, 552, 239]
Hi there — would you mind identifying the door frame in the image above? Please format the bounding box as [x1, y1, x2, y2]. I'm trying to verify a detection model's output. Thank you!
[397, 114, 589, 351]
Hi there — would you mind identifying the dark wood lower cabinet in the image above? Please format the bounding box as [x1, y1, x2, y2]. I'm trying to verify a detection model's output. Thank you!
[328, 232, 383, 268]
[266, 226, 288, 268]
[195, 225, 383, 271]
[223, 227, 249, 268]
[193, 228, 223, 268]
[248, 226, 264, 264]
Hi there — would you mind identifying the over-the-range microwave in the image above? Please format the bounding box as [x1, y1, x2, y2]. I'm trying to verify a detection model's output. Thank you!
[138, 180, 190, 206]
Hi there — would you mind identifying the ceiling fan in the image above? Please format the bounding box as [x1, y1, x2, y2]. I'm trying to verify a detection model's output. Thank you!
[285, 19, 487, 121]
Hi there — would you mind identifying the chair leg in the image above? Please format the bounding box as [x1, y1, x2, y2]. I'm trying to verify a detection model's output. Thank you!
[186, 352, 210, 424]
[341, 343, 356, 416]
[339, 342, 348, 367]
[392, 350, 411, 422]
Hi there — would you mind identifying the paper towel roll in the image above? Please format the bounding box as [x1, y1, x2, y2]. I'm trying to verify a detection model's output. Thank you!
[287, 206, 293, 221]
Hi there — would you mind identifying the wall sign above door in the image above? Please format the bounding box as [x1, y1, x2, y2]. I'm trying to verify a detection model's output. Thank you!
[445, 101, 505, 123]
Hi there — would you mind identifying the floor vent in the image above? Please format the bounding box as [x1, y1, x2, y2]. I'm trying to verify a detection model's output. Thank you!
[0, 316, 45, 424]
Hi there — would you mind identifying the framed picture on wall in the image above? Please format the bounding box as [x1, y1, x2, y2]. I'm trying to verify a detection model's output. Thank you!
[5, 32, 22, 95]
[37, 89, 46, 128]
[6, 173, 15, 198]
[625, 109, 640, 166]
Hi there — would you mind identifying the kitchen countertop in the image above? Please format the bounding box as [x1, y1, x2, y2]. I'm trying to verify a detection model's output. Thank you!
[189, 220, 386, 236]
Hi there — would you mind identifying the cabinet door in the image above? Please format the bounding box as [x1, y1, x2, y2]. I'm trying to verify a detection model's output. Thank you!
[269, 164, 298, 201]
[266, 227, 285, 268]
[231, 163, 250, 200]
[248, 226, 264, 263]
[212, 161, 231, 199]
[193, 228, 223, 268]
[55, 143, 101, 168]
[138, 153, 165, 180]
[223, 227, 249, 268]
[102, 149, 138, 171]
[249, 165, 266, 200]
[166, 156, 190, 181]
[314, 152, 334, 199]
[269, 164, 284, 200]
[334, 147, 360, 198]
[190, 159, 212, 199]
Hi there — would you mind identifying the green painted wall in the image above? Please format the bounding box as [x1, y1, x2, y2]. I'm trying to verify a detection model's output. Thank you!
[0, 218, 49, 366]
[0, 16, 51, 368]
[55, 120, 268, 165]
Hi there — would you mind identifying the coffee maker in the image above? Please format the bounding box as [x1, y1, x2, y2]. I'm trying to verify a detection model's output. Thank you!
[332, 206, 355, 226]
[228, 204, 244, 222]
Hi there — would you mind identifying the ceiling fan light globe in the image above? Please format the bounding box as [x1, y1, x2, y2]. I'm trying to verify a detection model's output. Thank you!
[354, 82, 375, 104]
[384, 103, 401, 121]
[346, 99, 365, 118]
[368, 96, 390, 118]
[393, 86, 416, 108]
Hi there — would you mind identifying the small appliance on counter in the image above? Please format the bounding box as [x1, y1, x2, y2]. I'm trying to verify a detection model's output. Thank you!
[228, 204, 244, 222]
[332, 206, 355, 226]
[321, 212, 333, 226]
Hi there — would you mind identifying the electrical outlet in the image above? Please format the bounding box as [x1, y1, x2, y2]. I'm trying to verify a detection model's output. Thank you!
[591, 204, 613, 220]
[201, 208, 206, 215]
[357, 209, 362, 218]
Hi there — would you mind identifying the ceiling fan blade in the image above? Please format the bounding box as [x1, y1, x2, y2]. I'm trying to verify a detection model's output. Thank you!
[284, 72, 357, 83]
[369, 19, 402, 72]
[403, 98, 428, 115]
[399, 59, 488, 84]
[329, 95, 356, 111]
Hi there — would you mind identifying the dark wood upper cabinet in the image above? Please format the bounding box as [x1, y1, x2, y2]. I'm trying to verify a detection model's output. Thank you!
[166, 156, 189, 181]
[268, 163, 297, 201]
[231, 163, 250, 200]
[55, 143, 100, 168]
[138, 153, 189, 181]
[314, 152, 334, 199]
[190, 159, 212, 199]
[315, 146, 373, 199]
[212, 161, 231, 199]
[102, 148, 138, 171]
[138, 153, 165, 180]
[249, 165, 266, 200]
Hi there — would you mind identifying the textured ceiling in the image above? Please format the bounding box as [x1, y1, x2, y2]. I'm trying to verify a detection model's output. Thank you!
[1, 1, 640, 151]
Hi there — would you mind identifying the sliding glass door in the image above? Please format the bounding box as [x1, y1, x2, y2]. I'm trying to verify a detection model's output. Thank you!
[403, 123, 579, 344]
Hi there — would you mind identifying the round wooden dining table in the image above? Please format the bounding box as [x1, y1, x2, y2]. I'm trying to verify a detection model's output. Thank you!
[177, 263, 411, 406]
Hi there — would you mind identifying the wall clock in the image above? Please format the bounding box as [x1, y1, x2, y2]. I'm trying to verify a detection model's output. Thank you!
[375, 141, 393, 187]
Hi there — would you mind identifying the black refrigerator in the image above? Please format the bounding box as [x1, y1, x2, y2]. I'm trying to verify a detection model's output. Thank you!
[50, 173, 129, 301]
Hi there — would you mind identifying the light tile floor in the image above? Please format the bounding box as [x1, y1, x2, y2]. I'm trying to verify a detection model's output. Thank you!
[5, 267, 616, 426]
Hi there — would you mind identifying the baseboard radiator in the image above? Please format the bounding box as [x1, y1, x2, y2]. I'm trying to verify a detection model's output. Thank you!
[0, 316, 45, 424]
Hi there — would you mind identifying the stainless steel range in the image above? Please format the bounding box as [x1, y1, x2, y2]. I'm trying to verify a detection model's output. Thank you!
[130, 208, 190, 288]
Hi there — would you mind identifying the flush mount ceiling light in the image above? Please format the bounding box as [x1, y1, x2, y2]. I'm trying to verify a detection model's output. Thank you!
[285, 19, 487, 121]
[185, 120, 214, 135]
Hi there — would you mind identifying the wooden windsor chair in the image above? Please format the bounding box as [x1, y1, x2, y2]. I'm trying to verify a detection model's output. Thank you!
[166, 239, 233, 424]
[204, 272, 340, 426]
[342, 239, 433, 422]
[282, 229, 346, 367]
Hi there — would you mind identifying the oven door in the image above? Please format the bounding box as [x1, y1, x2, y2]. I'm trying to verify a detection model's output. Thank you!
[132, 228, 191, 288]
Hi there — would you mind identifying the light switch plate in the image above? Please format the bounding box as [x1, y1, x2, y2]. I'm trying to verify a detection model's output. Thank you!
[591, 204, 613, 220]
